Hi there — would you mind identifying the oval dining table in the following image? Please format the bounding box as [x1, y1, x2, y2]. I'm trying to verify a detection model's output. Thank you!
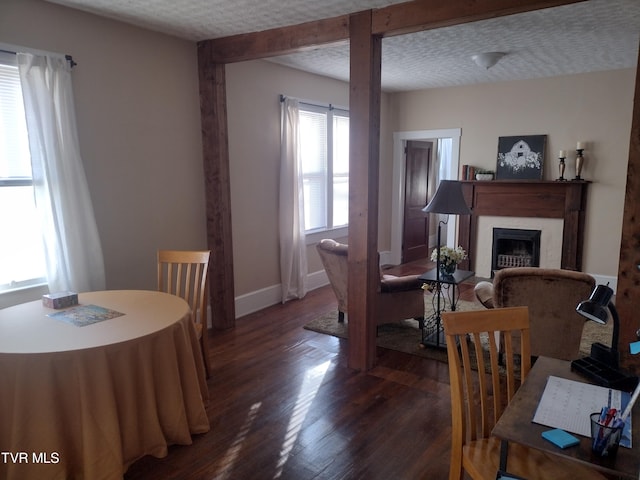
[0, 290, 210, 480]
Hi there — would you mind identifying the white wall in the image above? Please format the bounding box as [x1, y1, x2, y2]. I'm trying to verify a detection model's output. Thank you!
[388, 70, 635, 280]
[0, 0, 207, 300]
[227, 65, 635, 314]
[225, 60, 399, 315]
[1, 0, 635, 315]
[225, 60, 351, 297]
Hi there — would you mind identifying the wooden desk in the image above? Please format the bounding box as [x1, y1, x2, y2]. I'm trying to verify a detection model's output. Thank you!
[492, 356, 640, 479]
[0, 290, 210, 480]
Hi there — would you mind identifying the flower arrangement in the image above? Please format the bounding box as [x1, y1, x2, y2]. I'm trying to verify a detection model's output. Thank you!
[430, 245, 467, 267]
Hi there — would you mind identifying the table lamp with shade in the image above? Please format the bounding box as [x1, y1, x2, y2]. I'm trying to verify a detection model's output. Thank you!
[570, 283, 638, 391]
[421, 180, 471, 277]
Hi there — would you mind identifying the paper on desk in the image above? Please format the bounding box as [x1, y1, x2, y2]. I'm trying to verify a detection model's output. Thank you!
[533, 376, 632, 448]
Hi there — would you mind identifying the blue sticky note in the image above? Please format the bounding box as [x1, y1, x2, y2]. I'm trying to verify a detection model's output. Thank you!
[630, 341, 640, 355]
[541, 428, 580, 449]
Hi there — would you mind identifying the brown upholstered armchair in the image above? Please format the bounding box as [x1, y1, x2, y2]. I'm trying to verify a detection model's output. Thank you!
[474, 267, 595, 361]
[316, 239, 425, 326]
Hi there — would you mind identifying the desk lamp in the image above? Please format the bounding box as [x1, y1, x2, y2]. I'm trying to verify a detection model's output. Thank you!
[570, 284, 638, 391]
[421, 180, 471, 277]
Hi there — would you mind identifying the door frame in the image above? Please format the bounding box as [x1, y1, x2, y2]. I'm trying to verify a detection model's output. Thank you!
[390, 128, 462, 266]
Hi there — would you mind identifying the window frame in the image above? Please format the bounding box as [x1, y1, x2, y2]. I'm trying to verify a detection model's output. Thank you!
[298, 102, 349, 245]
[0, 52, 47, 295]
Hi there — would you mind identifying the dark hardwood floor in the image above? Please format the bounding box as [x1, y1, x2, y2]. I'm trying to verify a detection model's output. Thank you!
[125, 260, 478, 479]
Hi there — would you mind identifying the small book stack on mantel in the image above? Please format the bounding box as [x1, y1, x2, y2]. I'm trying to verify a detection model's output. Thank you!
[461, 164, 476, 180]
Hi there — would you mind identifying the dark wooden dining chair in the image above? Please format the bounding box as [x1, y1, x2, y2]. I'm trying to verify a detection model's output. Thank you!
[157, 249, 211, 377]
[442, 306, 606, 480]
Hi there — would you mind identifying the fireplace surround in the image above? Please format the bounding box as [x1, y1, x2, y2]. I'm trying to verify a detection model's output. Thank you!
[457, 180, 589, 272]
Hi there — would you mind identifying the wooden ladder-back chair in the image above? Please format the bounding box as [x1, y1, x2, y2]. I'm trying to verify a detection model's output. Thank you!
[442, 307, 606, 480]
[157, 250, 211, 377]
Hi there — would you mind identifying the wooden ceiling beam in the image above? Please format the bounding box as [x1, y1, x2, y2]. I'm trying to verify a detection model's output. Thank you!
[198, 0, 585, 64]
[372, 0, 586, 38]
[198, 15, 349, 64]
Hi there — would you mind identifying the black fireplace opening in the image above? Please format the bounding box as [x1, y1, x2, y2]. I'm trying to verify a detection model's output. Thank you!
[491, 227, 541, 276]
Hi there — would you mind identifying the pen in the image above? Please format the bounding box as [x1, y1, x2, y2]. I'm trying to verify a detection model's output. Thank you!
[604, 408, 617, 426]
[619, 380, 640, 423]
[599, 406, 609, 423]
[596, 407, 609, 443]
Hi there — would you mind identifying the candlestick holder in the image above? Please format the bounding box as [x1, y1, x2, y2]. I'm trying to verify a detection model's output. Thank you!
[574, 148, 584, 180]
[557, 156, 567, 181]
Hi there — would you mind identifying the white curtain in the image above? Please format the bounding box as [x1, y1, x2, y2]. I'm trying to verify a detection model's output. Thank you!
[279, 97, 308, 303]
[17, 53, 105, 293]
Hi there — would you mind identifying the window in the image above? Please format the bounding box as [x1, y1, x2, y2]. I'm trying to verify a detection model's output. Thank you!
[298, 104, 349, 239]
[0, 52, 47, 292]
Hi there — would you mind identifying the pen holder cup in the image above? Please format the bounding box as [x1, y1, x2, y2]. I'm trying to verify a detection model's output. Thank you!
[590, 412, 622, 457]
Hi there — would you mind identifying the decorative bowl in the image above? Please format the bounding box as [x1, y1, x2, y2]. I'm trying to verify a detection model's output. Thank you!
[475, 173, 494, 181]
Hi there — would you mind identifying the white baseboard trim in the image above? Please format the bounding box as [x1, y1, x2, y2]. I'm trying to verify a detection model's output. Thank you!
[234, 255, 401, 318]
[306, 268, 330, 291]
[234, 284, 281, 319]
[234, 269, 329, 319]
[379, 250, 394, 266]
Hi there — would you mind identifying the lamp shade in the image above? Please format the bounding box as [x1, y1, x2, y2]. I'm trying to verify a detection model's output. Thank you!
[576, 284, 614, 325]
[422, 180, 471, 215]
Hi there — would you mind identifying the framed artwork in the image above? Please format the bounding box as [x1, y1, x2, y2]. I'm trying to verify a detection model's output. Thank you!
[495, 135, 547, 180]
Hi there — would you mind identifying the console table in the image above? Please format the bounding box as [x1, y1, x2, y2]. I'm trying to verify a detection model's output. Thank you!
[418, 268, 475, 349]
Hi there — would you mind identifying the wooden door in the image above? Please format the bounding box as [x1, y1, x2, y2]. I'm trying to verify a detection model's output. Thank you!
[402, 140, 432, 263]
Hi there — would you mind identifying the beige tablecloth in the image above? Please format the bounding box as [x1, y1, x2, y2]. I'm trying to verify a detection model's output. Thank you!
[0, 290, 210, 480]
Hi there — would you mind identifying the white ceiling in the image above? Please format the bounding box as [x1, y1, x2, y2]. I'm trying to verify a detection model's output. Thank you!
[46, 0, 639, 92]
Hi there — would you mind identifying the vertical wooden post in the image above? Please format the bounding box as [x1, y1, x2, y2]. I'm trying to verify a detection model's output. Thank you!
[197, 42, 236, 330]
[618, 41, 640, 371]
[348, 11, 382, 371]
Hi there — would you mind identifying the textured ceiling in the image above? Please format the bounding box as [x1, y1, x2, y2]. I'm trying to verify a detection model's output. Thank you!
[45, 0, 406, 40]
[46, 0, 639, 92]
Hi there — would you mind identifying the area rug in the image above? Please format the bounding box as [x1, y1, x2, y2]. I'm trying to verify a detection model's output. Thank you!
[304, 298, 483, 364]
[303, 298, 612, 364]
